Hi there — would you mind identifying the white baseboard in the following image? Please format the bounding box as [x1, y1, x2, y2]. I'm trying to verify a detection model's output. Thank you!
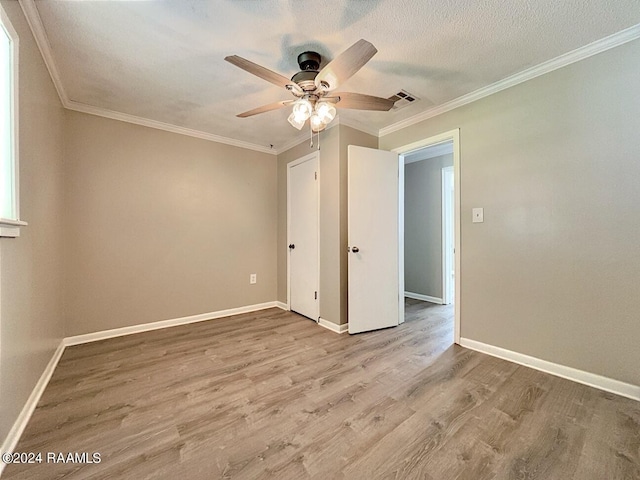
[318, 318, 349, 334]
[459, 338, 640, 402]
[275, 301, 289, 311]
[0, 340, 66, 475]
[405, 291, 443, 304]
[64, 301, 279, 346]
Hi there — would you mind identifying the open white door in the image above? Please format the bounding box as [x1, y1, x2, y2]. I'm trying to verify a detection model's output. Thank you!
[348, 146, 402, 334]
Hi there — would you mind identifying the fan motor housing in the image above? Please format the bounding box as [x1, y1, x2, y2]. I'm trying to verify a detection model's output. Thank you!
[291, 70, 318, 91]
[291, 51, 321, 91]
[297, 51, 321, 71]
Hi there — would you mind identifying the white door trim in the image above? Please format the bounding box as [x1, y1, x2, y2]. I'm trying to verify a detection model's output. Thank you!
[287, 151, 320, 320]
[398, 155, 405, 324]
[392, 129, 461, 344]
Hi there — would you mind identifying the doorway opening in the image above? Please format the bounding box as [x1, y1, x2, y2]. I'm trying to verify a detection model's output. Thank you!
[393, 129, 460, 344]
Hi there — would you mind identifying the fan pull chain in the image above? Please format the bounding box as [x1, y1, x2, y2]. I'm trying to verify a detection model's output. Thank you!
[309, 124, 321, 150]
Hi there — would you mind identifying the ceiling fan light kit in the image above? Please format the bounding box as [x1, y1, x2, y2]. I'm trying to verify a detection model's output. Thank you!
[225, 39, 394, 135]
[287, 98, 337, 132]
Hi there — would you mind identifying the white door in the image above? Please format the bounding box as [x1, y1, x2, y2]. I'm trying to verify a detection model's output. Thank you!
[288, 154, 319, 320]
[348, 146, 402, 334]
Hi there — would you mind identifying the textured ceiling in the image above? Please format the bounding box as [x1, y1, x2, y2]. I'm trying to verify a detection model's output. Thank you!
[32, 0, 640, 151]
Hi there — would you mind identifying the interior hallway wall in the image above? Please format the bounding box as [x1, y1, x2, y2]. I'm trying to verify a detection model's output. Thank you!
[404, 153, 453, 300]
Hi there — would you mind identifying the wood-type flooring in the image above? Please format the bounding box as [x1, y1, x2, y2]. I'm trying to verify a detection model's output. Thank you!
[3, 300, 639, 479]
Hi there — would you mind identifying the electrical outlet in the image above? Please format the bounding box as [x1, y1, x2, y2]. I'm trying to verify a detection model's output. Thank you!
[250, 273, 257, 284]
[472, 208, 484, 223]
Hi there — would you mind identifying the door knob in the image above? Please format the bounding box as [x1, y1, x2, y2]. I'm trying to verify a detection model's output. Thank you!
[288, 244, 295, 249]
[351, 246, 360, 253]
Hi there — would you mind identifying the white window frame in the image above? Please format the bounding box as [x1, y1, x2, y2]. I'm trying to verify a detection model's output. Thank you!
[0, 4, 26, 238]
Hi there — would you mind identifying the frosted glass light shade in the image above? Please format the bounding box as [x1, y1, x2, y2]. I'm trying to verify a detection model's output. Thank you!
[292, 99, 312, 120]
[315, 102, 336, 124]
[287, 111, 305, 130]
[310, 114, 326, 132]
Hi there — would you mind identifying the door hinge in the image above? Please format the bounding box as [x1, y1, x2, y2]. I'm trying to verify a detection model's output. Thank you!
[315, 171, 317, 180]
[314, 291, 318, 300]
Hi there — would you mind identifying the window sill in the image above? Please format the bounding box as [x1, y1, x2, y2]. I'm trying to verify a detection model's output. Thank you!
[0, 218, 28, 238]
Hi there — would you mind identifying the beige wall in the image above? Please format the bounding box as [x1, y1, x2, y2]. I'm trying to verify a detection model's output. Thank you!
[63, 111, 277, 335]
[277, 124, 377, 326]
[0, 1, 66, 444]
[404, 153, 453, 299]
[381, 39, 640, 386]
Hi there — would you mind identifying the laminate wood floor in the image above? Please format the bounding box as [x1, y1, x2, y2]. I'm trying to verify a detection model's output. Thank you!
[4, 300, 639, 479]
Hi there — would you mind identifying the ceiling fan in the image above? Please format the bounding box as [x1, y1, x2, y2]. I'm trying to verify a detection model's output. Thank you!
[225, 39, 394, 132]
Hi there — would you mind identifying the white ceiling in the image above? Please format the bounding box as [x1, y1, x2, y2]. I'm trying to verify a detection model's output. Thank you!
[29, 0, 640, 151]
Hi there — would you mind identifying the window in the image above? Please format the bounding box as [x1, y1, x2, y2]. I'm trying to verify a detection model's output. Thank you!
[0, 5, 25, 237]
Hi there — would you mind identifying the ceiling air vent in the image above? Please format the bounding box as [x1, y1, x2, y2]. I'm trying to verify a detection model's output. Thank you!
[388, 90, 420, 110]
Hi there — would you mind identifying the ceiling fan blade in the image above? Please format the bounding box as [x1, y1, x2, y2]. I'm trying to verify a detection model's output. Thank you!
[327, 92, 394, 111]
[237, 100, 293, 118]
[315, 39, 377, 92]
[225, 55, 302, 94]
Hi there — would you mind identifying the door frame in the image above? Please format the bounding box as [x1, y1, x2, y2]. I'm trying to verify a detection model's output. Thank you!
[286, 151, 321, 319]
[442, 165, 454, 305]
[392, 129, 461, 344]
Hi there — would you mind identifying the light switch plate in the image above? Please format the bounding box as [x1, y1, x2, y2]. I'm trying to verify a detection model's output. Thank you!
[472, 208, 484, 223]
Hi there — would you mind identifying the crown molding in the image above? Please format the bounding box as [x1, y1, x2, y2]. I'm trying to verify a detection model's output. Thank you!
[275, 130, 313, 155]
[65, 100, 276, 154]
[19, 0, 276, 155]
[273, 117, 343, 155]
[19, 0, 378, 157]
[336, 115, 379, 137]
[21, 0, 640, 152]
[379, 23, 640, 137]
[274, 115, 379, 155]
[19, 0, 68, 104]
